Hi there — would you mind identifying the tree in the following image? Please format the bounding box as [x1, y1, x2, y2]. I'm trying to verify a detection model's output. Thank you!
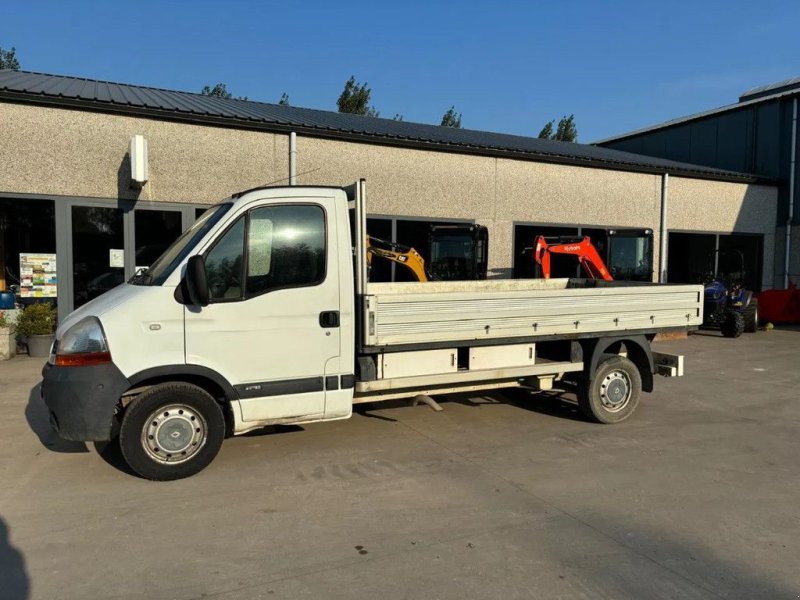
[200, 83, 247, 101]
[440, 106, 462, 128]
[392, 113, 403, 121]
[538, 114, 578, 142]
[201, 83, 232, 98]
[537, 121, 554, 139]
[0, 46, 20, 70]
[337, 76, 378, 117]
[554, 114, 577, 142]
[278, 92, 290, 106]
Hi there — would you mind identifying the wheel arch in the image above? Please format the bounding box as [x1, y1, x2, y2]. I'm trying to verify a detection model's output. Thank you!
[125, 365, 239, 436]
[582, 335, 654, 393]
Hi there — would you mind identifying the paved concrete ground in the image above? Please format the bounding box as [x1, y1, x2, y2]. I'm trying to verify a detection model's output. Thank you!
[0, 330, 798, 600]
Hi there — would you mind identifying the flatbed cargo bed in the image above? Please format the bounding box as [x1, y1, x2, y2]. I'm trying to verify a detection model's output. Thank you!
[361, 278, 703, 349]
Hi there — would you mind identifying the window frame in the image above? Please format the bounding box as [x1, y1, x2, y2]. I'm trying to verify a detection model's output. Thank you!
[202, 202, 328, 304]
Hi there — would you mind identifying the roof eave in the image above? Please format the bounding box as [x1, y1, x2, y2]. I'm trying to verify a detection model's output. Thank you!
[0, 90, 762, 185]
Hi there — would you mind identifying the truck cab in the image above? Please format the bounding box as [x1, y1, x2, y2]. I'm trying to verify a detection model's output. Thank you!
[44, 186, 357, 479]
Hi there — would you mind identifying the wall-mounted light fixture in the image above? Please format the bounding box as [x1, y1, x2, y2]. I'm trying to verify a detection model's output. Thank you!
[130, 135, 149, 187]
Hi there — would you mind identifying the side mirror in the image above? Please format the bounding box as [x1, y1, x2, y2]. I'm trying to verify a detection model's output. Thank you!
[185, 255, 210, 307]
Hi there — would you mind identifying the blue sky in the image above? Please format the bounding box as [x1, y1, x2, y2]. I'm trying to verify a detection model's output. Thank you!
[2, 0, 798, 141]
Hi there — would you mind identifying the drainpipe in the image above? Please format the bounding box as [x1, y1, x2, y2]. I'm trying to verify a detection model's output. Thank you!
[659, 173, 669, 282]
[785, 98, 797, 288]
[289, 132, 297, 186]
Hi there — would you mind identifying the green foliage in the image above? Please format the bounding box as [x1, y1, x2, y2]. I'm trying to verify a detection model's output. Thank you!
[17, 303, 56, 336]
[337, 76, 379, 117]
[0, 46, 20, 70]
[538, 114, 578, 142]
[278, 92, 290, 106]
[440, 106, 462, 128]
[555, 114, 578, 142]
[0, 310, 9, 329]
[200, 83, 247, 101]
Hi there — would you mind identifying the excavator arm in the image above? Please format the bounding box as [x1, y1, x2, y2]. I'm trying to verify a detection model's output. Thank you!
[366, 236, 429, 282]
[534, 235, 613, 281]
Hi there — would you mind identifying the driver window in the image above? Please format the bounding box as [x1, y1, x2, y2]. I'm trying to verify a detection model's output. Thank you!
[205, 217, 245, 300]
[246, 205, 326, 296]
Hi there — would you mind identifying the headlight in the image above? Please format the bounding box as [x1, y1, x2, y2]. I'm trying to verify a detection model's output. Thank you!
[51, 317, 111, 367]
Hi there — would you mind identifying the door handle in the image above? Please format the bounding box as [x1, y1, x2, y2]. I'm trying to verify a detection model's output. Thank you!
[319, 311, 340, 328]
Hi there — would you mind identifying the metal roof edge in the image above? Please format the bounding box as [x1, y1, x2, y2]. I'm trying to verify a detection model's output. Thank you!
[593, 87, 800, 145]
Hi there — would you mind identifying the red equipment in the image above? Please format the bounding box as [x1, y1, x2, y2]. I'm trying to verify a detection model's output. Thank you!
[756, 282, 800, 324]
[534, 236, 613, 281]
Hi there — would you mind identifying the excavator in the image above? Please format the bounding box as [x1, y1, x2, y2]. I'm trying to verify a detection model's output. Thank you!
[533, 235, 613, 281]
[366, 224, 489, 283]
[366, 236, 430, 282]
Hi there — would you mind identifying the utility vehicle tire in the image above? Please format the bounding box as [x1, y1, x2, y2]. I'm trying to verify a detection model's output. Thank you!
[743, 298, 759, 333]
[720, 311, 745, 338]
[119, 382, 225, 481]
[578, 355, 642, 424]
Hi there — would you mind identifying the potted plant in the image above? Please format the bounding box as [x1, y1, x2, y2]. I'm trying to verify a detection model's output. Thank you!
[0, 310, 15, 360]
[17, 303, 57, 358]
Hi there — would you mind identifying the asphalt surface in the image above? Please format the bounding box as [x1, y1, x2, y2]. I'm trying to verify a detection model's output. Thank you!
[0, 329, 798, 600]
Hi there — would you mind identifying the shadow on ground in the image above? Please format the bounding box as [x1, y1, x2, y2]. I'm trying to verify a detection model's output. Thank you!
[25, 383, 88, 453]
[354, 387, 586, 423]
[0, 517, 29, 600]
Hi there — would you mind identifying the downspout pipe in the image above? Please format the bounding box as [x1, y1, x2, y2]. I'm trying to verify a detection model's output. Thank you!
[289, 132, 297, 186]
[785, 98, 797, 288]
[660, 173, 669, 282]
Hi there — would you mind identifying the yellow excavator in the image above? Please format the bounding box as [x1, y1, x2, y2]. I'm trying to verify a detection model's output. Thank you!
[366, 236, 429, 282]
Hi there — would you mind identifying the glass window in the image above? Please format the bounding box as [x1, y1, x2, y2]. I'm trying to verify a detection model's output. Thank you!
[72, 206, 125, 307]
[205, 218, 245, 301]
[0, 198, 56, 307]
[134, 210, 183, 271]
[246, 205, 326, 296]
[145, 204, 231, 285]
[606, 232, 653, 281]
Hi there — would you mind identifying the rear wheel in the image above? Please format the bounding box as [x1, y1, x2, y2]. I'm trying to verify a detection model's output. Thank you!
[720, 311, 745, 338]
[743, 299, 759, 333]
[119, 382, 225, 481]
[578, 355, 642, 424]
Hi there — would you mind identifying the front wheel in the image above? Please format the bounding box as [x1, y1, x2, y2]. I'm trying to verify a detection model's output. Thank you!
[578, 355, 642, 424]
[720, 311, 745, 338]
[119, 382, 225, 481]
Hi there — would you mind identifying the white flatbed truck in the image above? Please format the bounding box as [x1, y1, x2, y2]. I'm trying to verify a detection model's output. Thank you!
[42, 181, 702, 480]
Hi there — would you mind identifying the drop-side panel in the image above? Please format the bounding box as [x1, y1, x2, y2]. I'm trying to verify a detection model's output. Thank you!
[363, 280, 703, 346]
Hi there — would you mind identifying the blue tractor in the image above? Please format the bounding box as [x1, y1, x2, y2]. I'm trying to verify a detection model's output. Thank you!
[701, 250, 758, 338]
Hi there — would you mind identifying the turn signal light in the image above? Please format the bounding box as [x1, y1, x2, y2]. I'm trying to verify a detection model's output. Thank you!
[54, 352, 112, 367]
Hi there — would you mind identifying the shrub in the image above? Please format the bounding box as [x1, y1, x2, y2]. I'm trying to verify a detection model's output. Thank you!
[0, 310, 8, 329]
[16, 303, 57, 337]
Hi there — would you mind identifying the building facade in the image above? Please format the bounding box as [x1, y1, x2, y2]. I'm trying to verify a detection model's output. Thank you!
[0, 71, 778, 320]
[597, 77, 800, 289]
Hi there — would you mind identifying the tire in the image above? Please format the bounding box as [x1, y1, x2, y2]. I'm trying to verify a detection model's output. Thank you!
[119, 382, 225, 481]
[720, 311, 745, 338]
[743, 299, 759, 333]
[577, 355, 642, 424]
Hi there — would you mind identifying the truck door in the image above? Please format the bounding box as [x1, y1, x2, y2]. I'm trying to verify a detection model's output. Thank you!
[184, 199, 341, 422]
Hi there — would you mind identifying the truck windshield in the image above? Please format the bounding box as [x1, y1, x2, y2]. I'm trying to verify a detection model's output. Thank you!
[130, 203, 232, 286]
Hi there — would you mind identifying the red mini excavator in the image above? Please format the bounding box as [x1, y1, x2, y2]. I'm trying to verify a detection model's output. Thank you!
[534, 235, 613, 281]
